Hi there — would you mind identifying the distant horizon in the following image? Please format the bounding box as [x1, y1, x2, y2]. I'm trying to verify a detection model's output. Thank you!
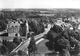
[0, 8, 80, 11]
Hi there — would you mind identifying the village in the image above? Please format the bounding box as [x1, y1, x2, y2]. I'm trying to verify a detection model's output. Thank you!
[1, 16, 80, 37]
[0, 9, 80, 56]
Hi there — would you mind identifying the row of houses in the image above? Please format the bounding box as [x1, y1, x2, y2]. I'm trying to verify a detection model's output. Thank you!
[54, 17, 80, 30]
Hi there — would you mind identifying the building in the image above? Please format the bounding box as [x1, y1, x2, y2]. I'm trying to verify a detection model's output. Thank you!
[19, 20, 29, 37]
[78, 24, 80, 30]
[7, 19, 29, 37]
[77, 17, 80, 22]
[7, 20, 20, 37]
[64, 23, 72, 28]
[26, 20, 29, 34]
[70, 27, 74, 30]
[54, 20, 64, 27]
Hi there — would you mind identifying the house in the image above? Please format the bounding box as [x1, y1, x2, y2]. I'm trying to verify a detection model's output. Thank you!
[6, 19, 29, 37]
[54, 20, 64, 27]
[7, 20, 20, 37]
[64, 23, 72, 28]
[70, 27, 73, 30]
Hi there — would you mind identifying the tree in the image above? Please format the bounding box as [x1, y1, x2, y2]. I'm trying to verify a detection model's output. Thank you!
[0, 20, 7, 31]
[18, 50, 28, 56]
[2, 40, 17, 52]
[28, 19, 37, 33]
[28, 19, 44, 34]
[45, 41, 54, 51]
[0, 45, 9, 55]
[36, 22, 44, 34]
[45, 25, 63, 53]
[0, 33, 8, 36]
[28, 37, 37, 56]
[45, 25, 80, 56]
[45, 25, 63, 41]
[70, 37, 80, 56]
[13, 37, 21, 45]
[50, 24, 63, 33]
[54, 36, 70, 51]
[45, 26, 76, 56]
[59, 49, 70, 56]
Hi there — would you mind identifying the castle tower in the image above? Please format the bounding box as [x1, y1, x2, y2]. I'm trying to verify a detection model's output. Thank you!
[26, 20, 29, 34]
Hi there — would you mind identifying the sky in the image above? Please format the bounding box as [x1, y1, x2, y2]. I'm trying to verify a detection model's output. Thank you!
[0, 0, 80, 9]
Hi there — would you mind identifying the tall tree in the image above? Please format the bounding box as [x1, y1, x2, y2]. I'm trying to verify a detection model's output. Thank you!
[0, 20, 7, 31]
[28, 37, 37, 56]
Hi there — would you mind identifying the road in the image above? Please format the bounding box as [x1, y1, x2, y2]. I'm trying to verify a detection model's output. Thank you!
[35, 24, 52, 40]
[0, 30, 7, 35]
[11, 38, 31, 53]
[11, 24, 52, 53]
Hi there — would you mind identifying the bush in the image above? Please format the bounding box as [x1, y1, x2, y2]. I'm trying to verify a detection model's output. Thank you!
[0, 20, 7, 31]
